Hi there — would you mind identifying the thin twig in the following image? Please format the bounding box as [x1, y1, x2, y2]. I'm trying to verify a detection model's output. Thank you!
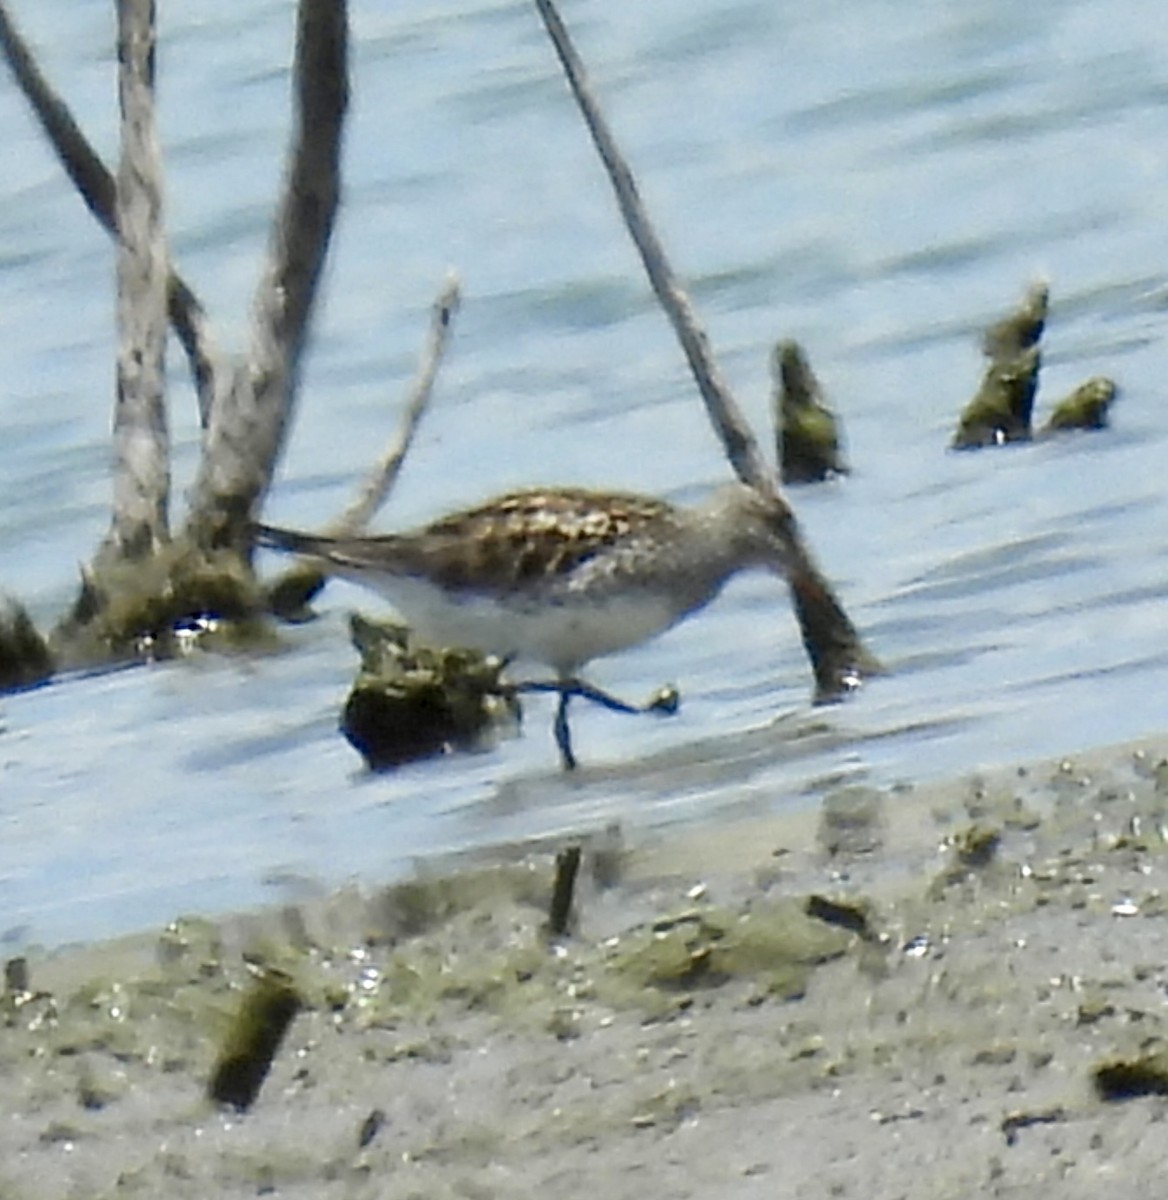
[0, 0, 219, 426]
[187, 0, 349, 549]
[532, 0, 772, 495]
[329, 274, 461, 536]
[109, 0, 169, 557]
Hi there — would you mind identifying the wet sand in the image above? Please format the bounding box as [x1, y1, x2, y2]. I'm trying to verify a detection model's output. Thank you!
[7, 735, 1168, 1198]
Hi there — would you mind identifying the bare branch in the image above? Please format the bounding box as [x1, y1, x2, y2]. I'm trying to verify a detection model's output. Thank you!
[0, 3, 114, 231]
[108, 0, 169, 558]
[329, 275, 461, 536]
[187, 0, 349, 549]
[532, 0, 772, 494]
[532, 0, 879, 698]
[0, 0, 219, 426]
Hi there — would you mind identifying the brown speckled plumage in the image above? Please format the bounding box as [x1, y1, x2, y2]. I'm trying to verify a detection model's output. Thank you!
[386, 489, 680, 595]
[256, 482, 798, 673]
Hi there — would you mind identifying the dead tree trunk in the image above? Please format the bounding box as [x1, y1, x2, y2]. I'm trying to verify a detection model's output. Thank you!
[0, 0, 350, 669]
[186, 0, 349, 553]
[110, 0, 170, 560]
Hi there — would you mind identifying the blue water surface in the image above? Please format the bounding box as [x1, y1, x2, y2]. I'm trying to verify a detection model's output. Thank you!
[1, 0, 1168, 945]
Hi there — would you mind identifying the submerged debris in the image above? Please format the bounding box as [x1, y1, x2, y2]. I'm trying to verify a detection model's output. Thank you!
[771, 340, 849, 484]
[341, 613, 518, 769]
[931, 823, 1004, 894]
[1000, 1106, 1066, 1145]
[953, 283, 1047, 450]
[264, 562, 327, 623]
[357, 1107, 387, 1150]
[952, 823, 1003, 868]
[804, 894, 877, 941]
[2, 955, 56, 1029]
[817, 785, 886, 858]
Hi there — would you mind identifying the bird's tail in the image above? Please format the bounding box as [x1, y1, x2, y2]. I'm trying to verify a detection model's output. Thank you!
[252, 523, 332, 557]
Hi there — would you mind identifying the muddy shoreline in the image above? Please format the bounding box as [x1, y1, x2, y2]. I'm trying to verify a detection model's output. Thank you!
[7, 735, 1168, 1198]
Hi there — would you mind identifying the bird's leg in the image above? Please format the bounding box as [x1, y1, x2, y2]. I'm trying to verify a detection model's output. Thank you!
[506, 673, 682, 770]
[509, 676, 679, 770]
[563, 678, 679, 717]
[510, 677, 678, 717]
[553, 688, 577, 771]
[508, 678, 580, 769]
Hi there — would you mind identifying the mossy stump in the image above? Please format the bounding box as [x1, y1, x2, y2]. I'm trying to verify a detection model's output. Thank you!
[1041, 376, 1118, 433]
[341, 613, 518, 769]
[49, 538, 273, 672]
[772, 340, 848, 484]
[954, 281, 1120, 448]
[0, 593, 53, 692]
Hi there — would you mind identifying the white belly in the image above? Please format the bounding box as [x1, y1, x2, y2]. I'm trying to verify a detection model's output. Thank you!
[343, 570, 679, 674]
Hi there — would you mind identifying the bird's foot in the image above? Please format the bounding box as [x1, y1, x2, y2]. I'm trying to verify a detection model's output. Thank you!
[509, 676, 681, 770]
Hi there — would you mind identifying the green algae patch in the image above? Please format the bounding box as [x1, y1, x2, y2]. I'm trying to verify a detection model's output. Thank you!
[376, 934, 550, 1018]
[370, 861, 551, 940]
[602, 900, 851, 1004]
[818, 784, 886, 857]
[49, 538, 274, 671]
[342, 868, 859, 1035]
[339, 862, 578, 1028]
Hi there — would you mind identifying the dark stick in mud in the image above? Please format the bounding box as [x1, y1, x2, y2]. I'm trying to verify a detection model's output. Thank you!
[548, 845, 582, 936]
[208, 968, 303, 1113]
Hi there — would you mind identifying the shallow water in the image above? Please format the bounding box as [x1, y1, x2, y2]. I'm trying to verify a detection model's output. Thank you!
[2, 0, 1168, 946]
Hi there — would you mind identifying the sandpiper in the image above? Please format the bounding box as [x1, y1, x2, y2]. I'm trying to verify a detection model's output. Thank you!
[256, 481, 870, 768]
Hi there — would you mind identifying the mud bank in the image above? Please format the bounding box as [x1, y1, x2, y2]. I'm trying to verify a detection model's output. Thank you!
[7, 736, 1168, 1198]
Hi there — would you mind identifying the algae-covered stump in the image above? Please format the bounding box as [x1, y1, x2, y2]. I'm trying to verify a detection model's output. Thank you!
[981, 279, 1049, 361]
[953, 281, 1120, 449]
[341, 613, 517, 769]
[953, 281, 1048, 449]
[0, 593, 53, 692]
[771, 340, 849, 484]
[1042, 376, 1118, 433]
